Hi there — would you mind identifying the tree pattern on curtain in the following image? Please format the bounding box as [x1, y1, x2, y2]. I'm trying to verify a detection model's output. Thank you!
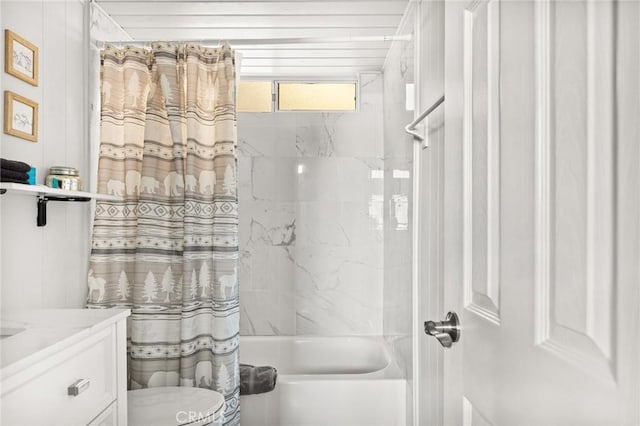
[88, 43, 239, 425]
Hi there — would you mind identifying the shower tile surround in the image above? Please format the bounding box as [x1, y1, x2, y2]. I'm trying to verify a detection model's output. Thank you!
[383, 37, 414, 341]
[382, 9, 415, 423]
[238, 73, 385, 335]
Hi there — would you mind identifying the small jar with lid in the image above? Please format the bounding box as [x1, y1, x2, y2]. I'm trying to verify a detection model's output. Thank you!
[45, 166, 83, 191]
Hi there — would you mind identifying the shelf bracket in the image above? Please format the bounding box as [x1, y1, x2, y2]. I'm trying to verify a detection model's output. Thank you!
[37, 195, 91, 227]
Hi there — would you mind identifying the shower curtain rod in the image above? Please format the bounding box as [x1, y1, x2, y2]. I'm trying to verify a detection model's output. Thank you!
[95, 34, 412, 48]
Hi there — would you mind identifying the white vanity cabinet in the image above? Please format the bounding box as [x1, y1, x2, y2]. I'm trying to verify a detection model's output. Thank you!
[1, 309, 130, 426]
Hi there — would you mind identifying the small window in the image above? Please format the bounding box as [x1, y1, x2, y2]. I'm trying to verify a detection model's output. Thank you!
[277, 82, 356, 111]
[237, 81, 273, 113]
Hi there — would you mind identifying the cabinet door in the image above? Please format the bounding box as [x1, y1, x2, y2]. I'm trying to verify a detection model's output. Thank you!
[88, 402, 117, 426]
[2, 327, 116, 426]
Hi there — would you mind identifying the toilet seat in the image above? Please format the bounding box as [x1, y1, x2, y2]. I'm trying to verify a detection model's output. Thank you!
[128, 387, 225, 426]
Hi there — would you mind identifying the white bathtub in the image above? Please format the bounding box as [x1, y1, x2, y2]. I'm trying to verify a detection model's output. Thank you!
[239, 336, 406, 426]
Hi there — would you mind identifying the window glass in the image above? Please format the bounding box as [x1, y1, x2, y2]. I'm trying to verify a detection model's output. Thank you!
[237, 81, 273, 113]
[277, 82, 356, 111]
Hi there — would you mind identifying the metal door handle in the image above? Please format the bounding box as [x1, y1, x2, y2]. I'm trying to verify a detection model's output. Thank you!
[424, 311, 460, 348]
[68, 378, 91, 396]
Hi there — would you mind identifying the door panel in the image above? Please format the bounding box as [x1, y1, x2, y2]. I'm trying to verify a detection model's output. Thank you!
[437, 0, 640, 425]
[463, 0, 501, 324]
[463, 398, 493, 426]
[535, 0, 616, 381]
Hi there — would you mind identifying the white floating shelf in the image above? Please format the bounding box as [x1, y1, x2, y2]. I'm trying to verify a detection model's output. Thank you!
[0, 183, 122, 202]
[0, 183, 123, 226]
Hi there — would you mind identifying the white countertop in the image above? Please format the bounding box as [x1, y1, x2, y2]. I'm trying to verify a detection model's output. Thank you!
[0, 308, 130, 380]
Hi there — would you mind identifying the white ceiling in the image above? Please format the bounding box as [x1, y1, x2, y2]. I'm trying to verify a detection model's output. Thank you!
[94, 0, 411, 77]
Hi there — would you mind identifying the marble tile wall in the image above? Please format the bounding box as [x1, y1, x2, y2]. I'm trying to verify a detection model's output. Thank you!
[382, 10, 416, 424]
[238, 73, 385, 335]
[383, 27, 415, 340]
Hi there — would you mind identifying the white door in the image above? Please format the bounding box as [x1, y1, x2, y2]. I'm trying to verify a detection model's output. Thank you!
[422, 0, 640, 424]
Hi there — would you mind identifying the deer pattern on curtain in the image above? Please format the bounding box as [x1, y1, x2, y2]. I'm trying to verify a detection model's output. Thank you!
[88, 43, 239, 425]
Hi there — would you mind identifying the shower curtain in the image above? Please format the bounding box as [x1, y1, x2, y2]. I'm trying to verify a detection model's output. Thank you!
[87, 43, 239, 425]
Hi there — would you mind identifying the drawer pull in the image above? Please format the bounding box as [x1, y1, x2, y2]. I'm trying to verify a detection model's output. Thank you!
[68, 378, 91, 396]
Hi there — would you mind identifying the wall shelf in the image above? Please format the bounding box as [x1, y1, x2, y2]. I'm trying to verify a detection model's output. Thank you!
[0, 183, 123, 226]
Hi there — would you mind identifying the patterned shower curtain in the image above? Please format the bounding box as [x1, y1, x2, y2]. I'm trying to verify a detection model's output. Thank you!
[87, 43, 239, 425]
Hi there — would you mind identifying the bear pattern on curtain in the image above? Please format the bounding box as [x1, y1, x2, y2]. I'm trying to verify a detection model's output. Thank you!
[88, 43, 239, 425]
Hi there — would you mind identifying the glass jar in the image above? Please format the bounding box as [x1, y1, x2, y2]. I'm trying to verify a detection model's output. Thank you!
[45, 166, 83, 191]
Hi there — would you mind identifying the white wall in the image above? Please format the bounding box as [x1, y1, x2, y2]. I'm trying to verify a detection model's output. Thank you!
[0, 0, 91, 311]
[238, 73, 385, 336]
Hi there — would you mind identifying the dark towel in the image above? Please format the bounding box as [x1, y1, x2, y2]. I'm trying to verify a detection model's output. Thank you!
[0, 169, 28, 182]
[240, 363, 277, 395]
[0, 177, 29, 184]
[0, 158, 31, 173]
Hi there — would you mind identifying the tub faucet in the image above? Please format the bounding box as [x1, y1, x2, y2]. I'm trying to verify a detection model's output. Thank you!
[424, 311, 460, 349]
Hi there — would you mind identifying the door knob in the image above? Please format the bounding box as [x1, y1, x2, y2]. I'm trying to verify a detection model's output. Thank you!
[424, 311, 460, 348]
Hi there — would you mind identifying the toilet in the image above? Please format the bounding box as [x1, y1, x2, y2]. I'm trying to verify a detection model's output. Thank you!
[128, 387, 225, 426]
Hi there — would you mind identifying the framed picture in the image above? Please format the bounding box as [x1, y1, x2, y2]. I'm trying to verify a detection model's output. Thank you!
[5, 30, 39, 86]
[4, 91, 38, 142]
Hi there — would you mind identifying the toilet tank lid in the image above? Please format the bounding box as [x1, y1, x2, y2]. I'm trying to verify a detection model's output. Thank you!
[128, 387, 225, 426]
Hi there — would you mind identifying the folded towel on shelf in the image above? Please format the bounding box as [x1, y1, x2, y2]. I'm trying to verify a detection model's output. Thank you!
[240, 364, 278, 395]
[0, 177, 29, 184]
[0, 158, 31, 173]
[0, 169, 29, 183]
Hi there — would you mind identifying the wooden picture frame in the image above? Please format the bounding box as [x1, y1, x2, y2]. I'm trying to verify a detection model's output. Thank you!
[4, 91, 38, 142]
[5, 30, 39, 86]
